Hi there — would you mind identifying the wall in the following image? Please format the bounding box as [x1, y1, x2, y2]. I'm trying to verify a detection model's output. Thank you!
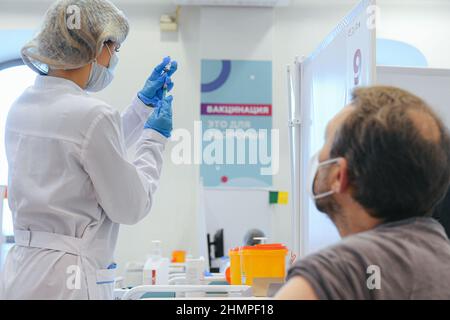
[377, 1, 450, 68]
[1, 0, 450, 274]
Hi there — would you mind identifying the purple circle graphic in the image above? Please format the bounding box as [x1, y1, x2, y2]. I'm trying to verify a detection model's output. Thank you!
[201, 60, 232, 93]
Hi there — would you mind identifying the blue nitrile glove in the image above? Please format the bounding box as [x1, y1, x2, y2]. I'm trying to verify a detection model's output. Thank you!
[138, 57, 178, 107]
[144, 96, 173, 138]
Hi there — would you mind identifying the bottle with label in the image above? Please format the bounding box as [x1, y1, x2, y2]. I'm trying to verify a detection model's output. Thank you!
[143, 240, 169, 285]
[185, 256, 205, 285]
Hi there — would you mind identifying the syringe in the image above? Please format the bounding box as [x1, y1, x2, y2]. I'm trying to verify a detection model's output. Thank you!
[162, 62, 172, 98]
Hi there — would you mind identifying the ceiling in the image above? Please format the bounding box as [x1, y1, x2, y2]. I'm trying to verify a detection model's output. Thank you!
[163, 0, 449, 5]
[1, 0, 449, 10]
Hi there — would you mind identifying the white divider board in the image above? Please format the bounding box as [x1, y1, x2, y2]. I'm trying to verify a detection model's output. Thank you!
[291, 0, 377, 257]
[0, 187, 5, 270]
[377, 66, 450, 128]
[202, 188, 272, 255]
[287, 64, 301, 258]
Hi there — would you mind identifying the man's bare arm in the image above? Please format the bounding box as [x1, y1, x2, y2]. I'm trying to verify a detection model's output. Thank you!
[275, 276, 319, 300]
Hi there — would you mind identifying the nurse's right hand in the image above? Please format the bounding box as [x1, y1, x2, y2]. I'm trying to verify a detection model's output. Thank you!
[138, 57, 178, 107]
[144, 96, 174, 138]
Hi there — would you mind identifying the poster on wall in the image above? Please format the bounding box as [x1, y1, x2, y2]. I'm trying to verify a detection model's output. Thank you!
[200, 59, 273, 188]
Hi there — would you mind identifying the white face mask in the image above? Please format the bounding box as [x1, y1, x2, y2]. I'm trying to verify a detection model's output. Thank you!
[85, 46, 118, 93]
[308, 152, 340, 200]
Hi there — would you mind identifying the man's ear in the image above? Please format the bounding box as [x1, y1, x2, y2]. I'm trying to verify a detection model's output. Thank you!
[331, 158, 349, 194]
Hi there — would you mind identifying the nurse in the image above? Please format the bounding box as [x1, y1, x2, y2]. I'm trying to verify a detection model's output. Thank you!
[0, 0, 177, 299]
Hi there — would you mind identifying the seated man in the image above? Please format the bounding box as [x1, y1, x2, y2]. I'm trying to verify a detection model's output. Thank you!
[276, 86, 450, 300]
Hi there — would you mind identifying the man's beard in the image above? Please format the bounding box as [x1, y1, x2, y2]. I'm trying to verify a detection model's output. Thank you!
[315, 195, 341, 224]
[313, 166, 342, 223]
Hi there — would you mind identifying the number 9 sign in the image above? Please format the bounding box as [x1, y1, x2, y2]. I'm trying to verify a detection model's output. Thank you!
[354, 49, 362, 86]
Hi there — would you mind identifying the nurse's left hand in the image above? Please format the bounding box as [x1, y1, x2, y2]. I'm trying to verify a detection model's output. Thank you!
[138, 57, 178, 107]
[144, 96, 174, 138]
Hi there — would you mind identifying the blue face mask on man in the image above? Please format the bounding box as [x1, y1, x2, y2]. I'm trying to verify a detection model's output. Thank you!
[85, 45, 118, 92]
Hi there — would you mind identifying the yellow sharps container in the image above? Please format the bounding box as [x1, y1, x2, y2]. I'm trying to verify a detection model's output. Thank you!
[240, 244, 288, 286]
[229, 247, 242, 285]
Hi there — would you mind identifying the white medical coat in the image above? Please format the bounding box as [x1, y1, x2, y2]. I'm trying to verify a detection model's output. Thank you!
[0, 75, 166, 299]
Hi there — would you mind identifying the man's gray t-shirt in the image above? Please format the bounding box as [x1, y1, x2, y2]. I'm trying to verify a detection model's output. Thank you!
[287, 217, 450, 299]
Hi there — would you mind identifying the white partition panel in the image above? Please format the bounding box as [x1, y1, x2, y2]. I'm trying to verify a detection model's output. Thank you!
[289, 0, 377, 257]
